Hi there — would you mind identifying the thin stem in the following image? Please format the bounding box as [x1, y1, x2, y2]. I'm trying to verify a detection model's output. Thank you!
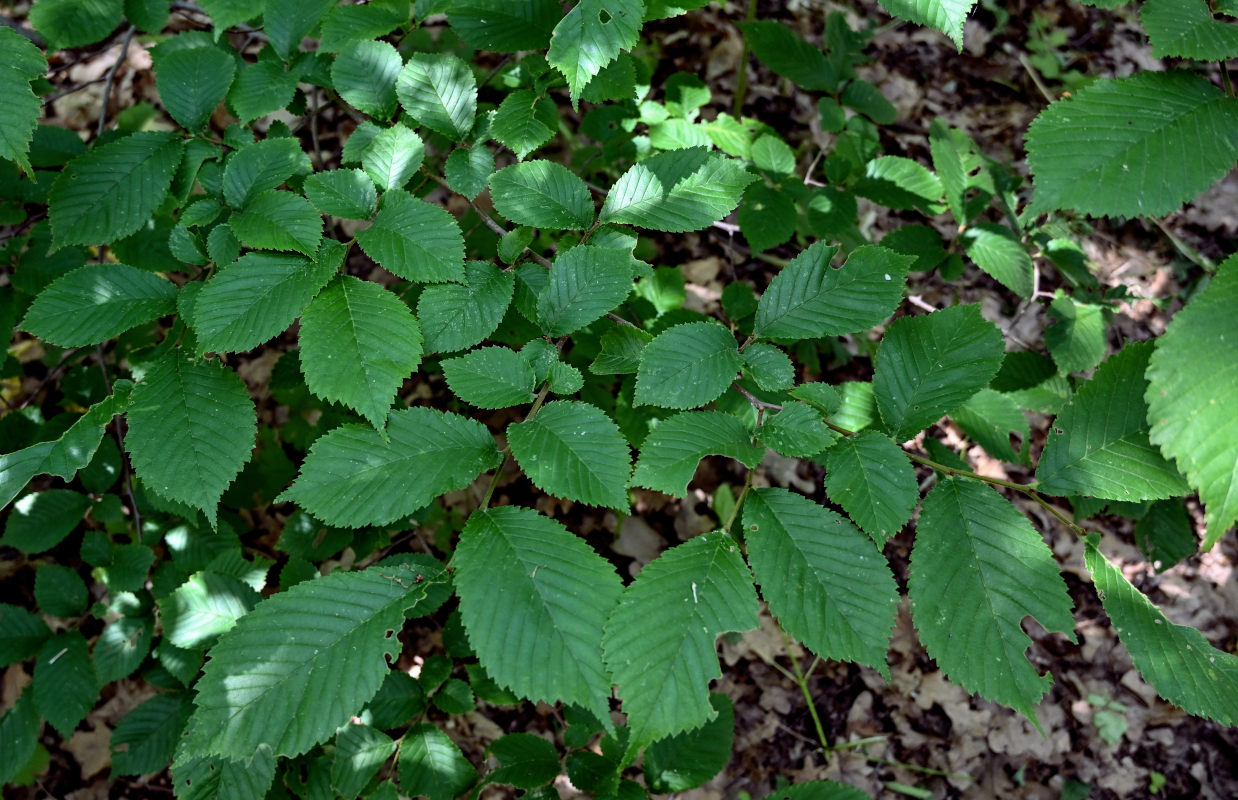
[1150, 217, 1216, 274]
[482, 380, 554, 509]
[779, 628, 831, 753]
[723, 467, 753, 532]
[95, 344, 142, 537]
[732, 382, 781, 412]
[96, 26, 137, 138]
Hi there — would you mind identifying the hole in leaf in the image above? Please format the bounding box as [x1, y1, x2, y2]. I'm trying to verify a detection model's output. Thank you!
[599, 9, 612, 23]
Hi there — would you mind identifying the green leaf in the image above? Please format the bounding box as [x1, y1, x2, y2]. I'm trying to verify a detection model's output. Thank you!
[0, 604, 51, 667]
[951, 388, 1030, 464]
[442, 346, 536, 409]
[356, 190, 465, 283]
[1026, 71, 1238, 218]
[760, 781, 874, 800]
[753, 243, 911, 340]
[227, 59, 299, 123]
[590, 325, 653, 375]
[319, 0, 409, 52]
[1037, 342, 1188, 502]
[153, 40, 236, 132]
[643, 693, 733, 794]
[361, 124, 425, 192]
[184, 563, 428, 760]
[489, 160, 595, 230]
[264, 0, 336, 59]
[194, 250, 336, 353]
[1146, 256, 1238, 546]
[111, 694, 194, 776]
[303, 169, 377, 219]
[841, 80, 897, 125]
[634, 321, 741, 410]
[603, 531, 759, 749]
[49, 131, 184, 250]
[396, 52, 477, 140]
[332, 723, 396, 799]
[0, 27, 46, 81]
[537, 245, 633, 335]
[2, 489, 92, 553]
[0, 59, 41, 173]
[823, 431, 918, 547]
[279, 407, 500, 527]
[20, 263, 175, 346]
[757, 402, 837, 458]
[125, 355, 255, 527]
[33, 631, 97, 737]
[0, 689, 39, 786]
[160, 572, 261, 649]
[222, 137, 311, 209]
[548, 0, 643, 104]
[507, 401, 632, 509]
[487, 733, 560, 789]
[230, 189, 323, 256]
[751, 135, 795, 175]
[872, 304, 1005, 441]
[960, 223, 1033, 299]
[418, 260, 513, 353]
[30, 0, 122, 49]
[738, 183, 797, 253]
[398, 724, 477, 800]
[171, 748, 276, 800]
[853, 155, 945, 214]
[491, 90, 559, 160]
[790, 382, 841, 417]
[196, 0, 254, 30]
[745, 488, 897, 678]
[444, 146, 495, 201]
[456, 506, 621, 722]
[298, 276, 423, 429]
[1084, 536, 1238, 726]
[877, 0, 976, 50]
[742, 21, 837, 91]
[34, 563, 87, 617]
[1044, 290, 1108, 374]
[92, 615, 153, 683]
[630, 411, 764, 497]
[1142, 0, 1238, 60]
[600, 147, 757, 232]
[332, 39, 402, 120]
[742, 343, 794, 392]
[1135, 499, 1197, 573]
[447, 0, 561, 51]
[910, 478, 1075, 723]
[929, 118, 982, 226]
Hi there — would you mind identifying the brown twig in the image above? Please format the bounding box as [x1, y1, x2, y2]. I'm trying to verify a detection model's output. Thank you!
[96, 25, 136, 138]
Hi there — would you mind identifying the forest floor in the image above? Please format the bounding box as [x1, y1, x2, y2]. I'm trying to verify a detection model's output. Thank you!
[4, 0, 1237, 798]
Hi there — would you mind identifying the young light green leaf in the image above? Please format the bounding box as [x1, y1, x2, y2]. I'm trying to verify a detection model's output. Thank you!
[1142, 0, 1238, 60]
[1147, 256, 1238, 547]
[961, 223, 1033, 299]
[111, 694, 194, 776]
[444, 146, 495, 201]
[447, 0, 561, 51]
[303, 169, 377, 219]
[873, 304, 1005, 441]
[757, 402, 837, 458]
[929, 118, 985, 226]
[332, 723, 396, 799]
[171, 748, 276, 800]
[455, 507, 622, 723]
[489, 160, 595, 230]
[1026, 71, 1238, 218]
[418, 260, 514, 353]
[20, 264, 176, 348]
[877, 0, 977, 50]
[751, 135, 795, 175]
[1037, 342, 1188, 502]
[634, 321, 741, 410]
[153, 40, 236, 132]
[537, 245, 634, 336]
[507, 401, 632, 509]
[603, 531, 759, 749]
[229, 190, 323, 256]
[183, 563, 427, 760]
[911, 478, 1075, 723]
[49, 131, 184, 250]
[356, 190, 465, 283]
[279, 407, 501, 527]
[398, 724, 477, 800]
[753, 243, 911, 340]
[125, 356, 255, 527]
[1044, 290, 1108, 374]
[361, 124, 425, 192]
[491, 89, 559, 160]
[600, 147, 757, 232]
[332, 39, 402, 120]
[396, 52, 477, 140]
[194, 250, 336, 354]
[1085, 536, 1238, 725]
[745, 488, 897, 677]
[643, 693, 733, 794]
[741, 21, 838, 91]
[824, 431, 918, 546]
[221, 136, 311, 209]
[298, 276, 423, 429]
[742, 343, 794, 392]
[442, 347, 537, 409]
[160, 572, 261, 649]
[548, 0, 642, 104]
[630, 411, 763, 497]
[33, 631, 97, 737]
